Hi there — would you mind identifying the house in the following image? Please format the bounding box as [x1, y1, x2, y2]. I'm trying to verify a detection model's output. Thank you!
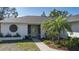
[0, 16, 47, 39]
[0, 15, 79, 40]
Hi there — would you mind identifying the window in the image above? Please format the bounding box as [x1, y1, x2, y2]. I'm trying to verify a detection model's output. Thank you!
[9, 24, 18, 32]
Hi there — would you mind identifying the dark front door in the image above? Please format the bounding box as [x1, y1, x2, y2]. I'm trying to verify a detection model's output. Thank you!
[28, 25, 40, 38]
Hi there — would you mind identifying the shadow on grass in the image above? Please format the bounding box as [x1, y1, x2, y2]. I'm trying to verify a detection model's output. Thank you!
[0, 39, 32, 44]
[0, 38, 42, 44]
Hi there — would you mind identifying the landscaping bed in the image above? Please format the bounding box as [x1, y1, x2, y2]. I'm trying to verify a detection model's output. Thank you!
[43, 40, 68, 51]
[42, 38, 79, 51]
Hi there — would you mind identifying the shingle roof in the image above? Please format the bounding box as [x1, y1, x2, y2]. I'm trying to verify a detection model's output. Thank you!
[49, 15, 79, 22]
[0, 15, 79, 24]
[0, 16, 48, 24]
[67, 14, 79, 22]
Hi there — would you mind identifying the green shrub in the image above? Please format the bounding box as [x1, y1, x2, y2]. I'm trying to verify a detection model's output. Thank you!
[28, 34, 32, 39]
[44, 40, 52, 45]
[69, 38, 79, 48]
[54, 44, 62, 48]
[5, 33, 12, 37]
[13, 33, 21, 37]
[43, 37, 79, 50]
[59, 38, 79, 48]
[59, 39, 69, 47]
[0, 33, 3, 37]
[23, 35, 29, 39]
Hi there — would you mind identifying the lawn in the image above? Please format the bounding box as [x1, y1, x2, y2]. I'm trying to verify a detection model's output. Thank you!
[16, 39, 40, 51]
[0, 39, 40, 51]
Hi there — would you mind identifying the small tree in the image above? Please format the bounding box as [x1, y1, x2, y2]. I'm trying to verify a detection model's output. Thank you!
[49, 8, 69, 18]
[41, 11, 46, 17]
[11, 8, 18, 18]
[0, 7, 18, 20]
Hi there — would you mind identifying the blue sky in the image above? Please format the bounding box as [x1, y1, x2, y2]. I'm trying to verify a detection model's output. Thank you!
[16, 7, 79, 17]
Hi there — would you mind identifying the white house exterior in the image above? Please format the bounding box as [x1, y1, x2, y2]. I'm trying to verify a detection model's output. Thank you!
[61, 15, 79, 38]
[1, 23, 28, 36]
[0, 16, 47, 39]
[0, 15, 79, 40]
[68, 15, 79, 38]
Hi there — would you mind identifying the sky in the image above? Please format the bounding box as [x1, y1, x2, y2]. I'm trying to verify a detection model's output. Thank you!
[16, 7, 79, 17]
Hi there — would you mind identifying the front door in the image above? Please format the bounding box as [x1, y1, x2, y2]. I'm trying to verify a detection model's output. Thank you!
[28, 25, 40, 38]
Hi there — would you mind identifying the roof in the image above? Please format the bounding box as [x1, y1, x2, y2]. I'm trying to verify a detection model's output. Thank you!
[67, 14, 79, 22]
[0, 15, 79, 24]
[49, 15, 79, 22]
[0, 16, 48, 24]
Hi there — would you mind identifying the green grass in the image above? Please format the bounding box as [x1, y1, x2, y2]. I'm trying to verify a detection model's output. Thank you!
[16, 40, 40, 51]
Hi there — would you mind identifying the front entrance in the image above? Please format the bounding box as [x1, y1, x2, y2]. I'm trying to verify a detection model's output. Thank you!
[28, 25, 40, 38]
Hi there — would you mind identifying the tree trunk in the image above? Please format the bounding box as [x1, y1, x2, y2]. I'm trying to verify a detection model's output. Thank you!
[57, 34, 60, 42]
[45, 32, 47, 39]
[57, 30, 61, 42]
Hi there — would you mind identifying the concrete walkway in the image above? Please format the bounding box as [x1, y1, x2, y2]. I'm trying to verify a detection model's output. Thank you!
[32, 38, 58, 51]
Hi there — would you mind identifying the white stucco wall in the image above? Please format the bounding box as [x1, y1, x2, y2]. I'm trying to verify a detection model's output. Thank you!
[1, 23, 28, 37]
[40, 24, 45, 38]
[61, 22, 79, 38]
[68, 22, 79, 38]
[60, 30, 68, 38]
[70, 22, 79, 32]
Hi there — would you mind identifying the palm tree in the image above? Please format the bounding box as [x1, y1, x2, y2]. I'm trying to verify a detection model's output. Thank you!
[49, 9, 58, 17]
[53, 16, 72, 41]
[42, 19, 54, 38]
[42, 16, 72, 41]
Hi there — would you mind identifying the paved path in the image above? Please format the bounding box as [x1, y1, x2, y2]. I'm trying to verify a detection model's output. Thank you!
[32, 39, 59, 51]
[0, 43, 23, 51]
